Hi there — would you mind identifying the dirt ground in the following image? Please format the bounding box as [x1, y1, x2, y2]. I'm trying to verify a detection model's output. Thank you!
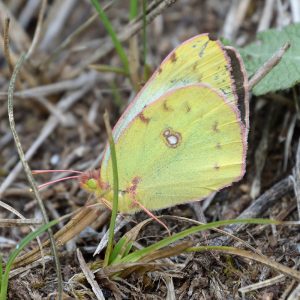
[1, 0, 300, 299]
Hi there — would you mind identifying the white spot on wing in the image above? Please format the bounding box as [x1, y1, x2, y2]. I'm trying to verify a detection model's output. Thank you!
[162, 127, 182, 148]
[167, 135, 178, 145]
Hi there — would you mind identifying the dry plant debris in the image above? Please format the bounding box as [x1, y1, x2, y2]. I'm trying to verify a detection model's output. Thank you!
[1, 0, 300, 299]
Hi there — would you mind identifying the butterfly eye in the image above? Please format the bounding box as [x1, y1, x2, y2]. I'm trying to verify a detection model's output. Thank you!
[86, 178, 98, 190]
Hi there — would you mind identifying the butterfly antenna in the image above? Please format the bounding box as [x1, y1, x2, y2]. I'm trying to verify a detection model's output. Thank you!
[132, 199, 171, 235]
[32, 169, 83, 175]
[37, 175, 81, 190]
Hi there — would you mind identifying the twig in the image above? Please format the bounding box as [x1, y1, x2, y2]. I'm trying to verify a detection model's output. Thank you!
[210, 176, 293, 246]
[187, 246, 300, 281]
[240, 260, 300, 297]
[31, 95, 74, 126]
[43, 13, 98, 66]
[257, 0, 275, 32]
[284, 114, 297, 171]
[40, 0, 78, 50]
[19, 0, 41, 28]
[291, 138, 300, 220]
[239, 274, 285, 295]
[26, 0, 47, 59]
[164, 276, 176, 300]
[287, 284, 300, 299]
[0, 1, 31, 52]
[2, 18, 13, 74]
[0, 13, 36, 87]
[13, 206, 110, 269]
[77, 249, 105, 300]
[276, 0, 290, 28]
[9, 256, 52, 279]
[163, 215, 259, 254]
[0, 72, 97, 195]
[0, 218, 42, 227]
[290, 0, 300, 23]
[0, 72, 99, 99]
[0, 199, 43, 238]
[72, 0, 178, 77]
[221, 0, 251, 40]
[249, 42, 291, 90]
[93, 215, 129, 256]
[250, 106, 273, 199]
[7, 53, 63, 299]
[41, 1, 113, 68]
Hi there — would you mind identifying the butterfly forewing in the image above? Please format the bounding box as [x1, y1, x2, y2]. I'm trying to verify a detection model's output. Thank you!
[102, 34, 249, 170]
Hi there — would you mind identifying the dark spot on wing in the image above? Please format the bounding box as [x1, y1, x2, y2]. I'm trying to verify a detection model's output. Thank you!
[170, 52, 177, 63]
[185, 102, 191, 112]
[132, 176, 141, 186]
[192, 62, 198, 71]
[126, 176, 142, 206]
[199, 40, 209, 58]
[220, 88, 230, 96]
[138, 112, 150, 124]
[163, 101, 173, 111]
[214, 163, 220, 170]
[212, 121, 220, 133]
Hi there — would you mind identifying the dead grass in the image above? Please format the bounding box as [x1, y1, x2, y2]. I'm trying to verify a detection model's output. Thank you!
[1, 0, 300, 299]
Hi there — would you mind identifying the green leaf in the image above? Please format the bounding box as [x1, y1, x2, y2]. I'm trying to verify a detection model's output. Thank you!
[240, 23, 300, 95]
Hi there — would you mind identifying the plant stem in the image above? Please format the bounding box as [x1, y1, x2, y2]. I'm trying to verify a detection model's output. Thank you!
[7, 53, 62, 299]
[103, 111, 119, 266]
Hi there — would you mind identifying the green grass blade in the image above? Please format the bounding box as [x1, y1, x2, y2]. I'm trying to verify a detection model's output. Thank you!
[123, 242, 133, 257]
[110, 81, 123, 108]
[103, 111, 119, 266]
[0, 218, 60, 299]
[0, 255, 2, 286]
[89, 64, 129, 76]
[109, 236, 127, 264]
[119, 218, 279, 263]
[91, 0, 129, 75]
[129, 0, 138, 20]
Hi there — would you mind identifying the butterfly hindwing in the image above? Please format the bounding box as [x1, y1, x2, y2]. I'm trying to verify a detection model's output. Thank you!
[100, 85, 246, 213]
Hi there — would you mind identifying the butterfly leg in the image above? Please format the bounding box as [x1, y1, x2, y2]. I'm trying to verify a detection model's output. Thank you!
[131, 198, 171, 235]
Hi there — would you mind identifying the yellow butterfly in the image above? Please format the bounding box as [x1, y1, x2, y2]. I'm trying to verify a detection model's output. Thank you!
[81, 34, 249, 213]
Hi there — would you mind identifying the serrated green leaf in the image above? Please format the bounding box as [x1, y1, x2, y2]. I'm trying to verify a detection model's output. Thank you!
[240, 23, 300, 96]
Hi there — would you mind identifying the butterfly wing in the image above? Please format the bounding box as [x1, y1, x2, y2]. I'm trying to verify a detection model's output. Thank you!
[100, 84, 246, 213]
[102, 34, 249, 170]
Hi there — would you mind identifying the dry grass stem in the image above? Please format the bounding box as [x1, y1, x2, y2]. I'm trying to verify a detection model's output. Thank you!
[77, 249, 105, 300]
[249, 42, 291, 90]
